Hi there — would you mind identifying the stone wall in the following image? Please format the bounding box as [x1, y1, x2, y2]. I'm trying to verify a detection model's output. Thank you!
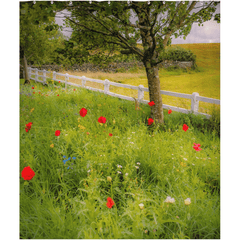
[21, 60, 193, 75]
[158, 60, 193, 69]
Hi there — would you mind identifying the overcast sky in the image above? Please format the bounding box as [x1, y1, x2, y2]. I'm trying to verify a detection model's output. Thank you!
[55, 1, 220, 44]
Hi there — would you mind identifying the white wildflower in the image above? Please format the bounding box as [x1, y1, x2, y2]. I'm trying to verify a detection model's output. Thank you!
[164, 196, 175, 203]
[184, 198, 191, 205]
[139, 203, 144, 209]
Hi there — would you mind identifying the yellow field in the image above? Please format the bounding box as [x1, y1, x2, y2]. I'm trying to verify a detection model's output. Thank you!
[58, 43, 220, 114]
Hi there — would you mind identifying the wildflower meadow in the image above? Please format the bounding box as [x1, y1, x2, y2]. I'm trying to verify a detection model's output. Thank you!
[20, 79, 220, 239]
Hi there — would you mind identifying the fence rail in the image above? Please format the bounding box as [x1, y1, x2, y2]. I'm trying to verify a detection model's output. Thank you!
[27, 67, 220, 119]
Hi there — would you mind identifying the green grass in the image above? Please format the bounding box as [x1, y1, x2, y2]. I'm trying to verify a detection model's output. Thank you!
[20, 79, 220, 239]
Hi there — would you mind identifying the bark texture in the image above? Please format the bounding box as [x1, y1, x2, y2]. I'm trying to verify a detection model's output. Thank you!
[23, 54, 30, 84]
[145, 63, 164, 124]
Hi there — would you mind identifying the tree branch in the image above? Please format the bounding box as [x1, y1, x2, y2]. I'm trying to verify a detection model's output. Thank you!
[109, 11, 151, 31]
[65, 17, 112, 37]
[162, 1, 197, 47]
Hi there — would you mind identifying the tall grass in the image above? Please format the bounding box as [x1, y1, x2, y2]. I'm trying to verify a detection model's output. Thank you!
[20, 79, 220, 239]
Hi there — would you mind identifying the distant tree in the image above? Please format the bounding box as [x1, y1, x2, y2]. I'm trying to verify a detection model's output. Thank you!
[60, 0, 220, 123]
[20, 1, 64, 83]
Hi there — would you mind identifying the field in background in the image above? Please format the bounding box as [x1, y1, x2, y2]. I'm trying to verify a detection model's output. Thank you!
[55, 43, 220, 114]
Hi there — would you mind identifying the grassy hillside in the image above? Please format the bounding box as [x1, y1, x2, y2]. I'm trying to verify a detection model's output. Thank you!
[56, 43, 220, 114]
[20, 80, 220, 239]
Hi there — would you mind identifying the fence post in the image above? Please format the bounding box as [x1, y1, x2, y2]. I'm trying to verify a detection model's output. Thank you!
[65, 73, 69, 89]
[138, 85, 144, 103]
[191, 92, 200, 114]
[43, 69, 46, 84]
[35, 68, 38, 82]
[82, 76, 86, 87]
[53, 71, 56, 82]
[28, 67, 31, 80]
[104, 79, 110, 94]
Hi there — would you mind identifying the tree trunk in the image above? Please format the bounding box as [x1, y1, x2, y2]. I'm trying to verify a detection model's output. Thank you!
[145, 62, 164, 124]
[23, 54, 30, 84]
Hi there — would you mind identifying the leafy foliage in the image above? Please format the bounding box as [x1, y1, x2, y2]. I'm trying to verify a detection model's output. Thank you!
[20, 1, 66, 64]
[161, 46, 196, 65]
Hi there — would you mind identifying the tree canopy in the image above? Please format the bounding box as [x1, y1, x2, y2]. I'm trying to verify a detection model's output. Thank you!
[61, 1, 220, 65]
[20, 1, 66, 65]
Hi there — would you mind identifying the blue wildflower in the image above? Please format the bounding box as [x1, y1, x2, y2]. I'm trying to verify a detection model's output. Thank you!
[63, 159, 68, 164]
[68, 157, 71, 160]
[63, 155, 66, 158]
[72, 157, 76, 160]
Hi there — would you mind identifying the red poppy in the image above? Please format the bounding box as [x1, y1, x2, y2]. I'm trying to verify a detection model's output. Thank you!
[168, 109, 172, 114]
[106, 197, 114, 209]
[182, 124, 189, 132]
[98, 116, 106, 124]
[57, 94, 59, 96]
[32, 87, 34, 89]
[80, 108, 87, 117]
[148, 101, 155, 106]
[26, 122, 32, 128]
[74, 89, 75, 91]
[25, 122, 33, 132]
[86, 132, 90, 135]
[33, 92, 35, 94]
[59, 81, 60, 83]
[148, 118, 154, 125]
[193, 143, 202, 151]
[109, 133, 113, 136]
[21, 166, 35, 180]
[55, 130, 61, 136]
[39, 92, 41, 94]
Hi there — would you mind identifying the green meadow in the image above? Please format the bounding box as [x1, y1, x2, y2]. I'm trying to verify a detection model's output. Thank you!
[20, 77, 220, 239]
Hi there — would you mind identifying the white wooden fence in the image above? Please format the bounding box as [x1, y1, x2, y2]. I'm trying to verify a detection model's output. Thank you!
[27, 67, 220, 119]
